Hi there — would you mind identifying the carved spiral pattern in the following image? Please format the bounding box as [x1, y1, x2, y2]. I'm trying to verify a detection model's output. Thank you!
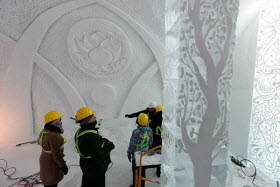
[249, 7, 280, 179]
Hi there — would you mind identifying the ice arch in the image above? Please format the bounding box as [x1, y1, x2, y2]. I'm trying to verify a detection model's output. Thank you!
[0, 0, 164, 146]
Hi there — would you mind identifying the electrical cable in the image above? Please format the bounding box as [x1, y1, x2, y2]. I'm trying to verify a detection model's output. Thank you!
[0, 159, 41, 187]
[68, 164, 80, 168]
[231, 156, 260, 187]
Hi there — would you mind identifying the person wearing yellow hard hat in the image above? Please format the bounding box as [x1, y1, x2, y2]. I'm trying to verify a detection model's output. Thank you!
[39, 111, 68, 187]
[74, 107, 115, 187]
[127, 113, 153, 187]
[125, 101, 157, 124]
[150, 105, 163, 149]
[147, 105, 163, 179]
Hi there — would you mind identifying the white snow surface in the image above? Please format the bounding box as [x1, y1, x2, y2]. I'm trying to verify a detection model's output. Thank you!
[0, 120, 277, 187]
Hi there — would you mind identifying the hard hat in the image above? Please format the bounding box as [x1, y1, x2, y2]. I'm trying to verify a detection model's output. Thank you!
[156, 105, 162, 113]
[76, 107, 96, 122]
[138, 113, 149, 126]
[45, 111, 63, 124]
[148, 101, 157, 108]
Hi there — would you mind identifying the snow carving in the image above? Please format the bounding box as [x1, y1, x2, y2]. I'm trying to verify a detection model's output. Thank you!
[91, 84, 116, 106]
[248, 3, 280, 180]
[68, 18, 131, 78]
[177, 0, 239, 187]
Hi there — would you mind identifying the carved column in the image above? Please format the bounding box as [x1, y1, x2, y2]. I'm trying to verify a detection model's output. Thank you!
[248, 1, 280, 180]
[160, 0, 181, 186]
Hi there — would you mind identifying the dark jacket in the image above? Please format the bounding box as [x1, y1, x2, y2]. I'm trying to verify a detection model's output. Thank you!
[74, 121, 111, 179]
[150, 111, 162, 148]
[128, 109, 156, 120]
[39, 125, 65, 185]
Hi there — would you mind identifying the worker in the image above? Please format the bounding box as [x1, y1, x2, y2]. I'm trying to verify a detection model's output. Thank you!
[74, 107, 115, 187]
[39, 111, 68, 187]
[127, 113, 153, 187]
[125, 102, 157, 123]
[150, 105, 163, 150]
[149, 105, 163, 178]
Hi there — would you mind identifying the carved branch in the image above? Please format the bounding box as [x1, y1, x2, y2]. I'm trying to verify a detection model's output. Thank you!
[208, 40, 223, 55]
[181, 80, 189, 123]
[201, 11, 208, 24]
[212, 89, 228, 147]
[217, 0, 233, 75]
[200, 0, 208, 6]
[181, 56, 197, 77]
[220, 64, 232, 77]
[184, 87, 198, 124]
[204, 6, 221, 40]
[188, 0, 216, 89]
[181, 117, 196, 150]
[213, 39, 224, 54]
[187, 1, 193, 14]
[181, 31, 200, 77]
[185, 50, 208, 95]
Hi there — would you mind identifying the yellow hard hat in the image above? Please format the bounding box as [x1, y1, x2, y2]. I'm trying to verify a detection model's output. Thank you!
[138, 113, 148, 126]
[45, 111, 63, 124]
[76, 107, 96, 122]
[156, 105, 162, 113]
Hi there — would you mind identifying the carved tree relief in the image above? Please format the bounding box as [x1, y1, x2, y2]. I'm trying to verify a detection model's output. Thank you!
[177, 0, 239, 186]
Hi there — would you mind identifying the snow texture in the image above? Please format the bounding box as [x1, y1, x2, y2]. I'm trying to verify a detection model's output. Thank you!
[0, 123, 276, 187]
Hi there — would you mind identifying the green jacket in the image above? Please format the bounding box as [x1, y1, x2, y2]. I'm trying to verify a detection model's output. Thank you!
[74, 121, 111, 179]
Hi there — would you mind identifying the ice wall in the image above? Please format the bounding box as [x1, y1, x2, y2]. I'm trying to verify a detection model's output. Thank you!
[228, 0, 261, 158]
[0, 0, 164, 146]
[169, 0, 239, 187]
[248, 0, 280, 180]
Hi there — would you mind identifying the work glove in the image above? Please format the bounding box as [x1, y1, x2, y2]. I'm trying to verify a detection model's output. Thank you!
[61, 164, 68, 175]
[106, 141, 115, 150]
[103, 138, 109, 145]
[125, 114, 131, 118]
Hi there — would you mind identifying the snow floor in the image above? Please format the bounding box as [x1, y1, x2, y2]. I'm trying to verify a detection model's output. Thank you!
[0, 119, 277, 187]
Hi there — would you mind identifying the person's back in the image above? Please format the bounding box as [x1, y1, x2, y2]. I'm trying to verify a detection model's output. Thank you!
[150, 106, 163, 149]
[127, 113, 153, 187]
[39, 111, 68, 187]
[75, 121, 111, 179]
[74, 107, 115, 187]
[127, 113, 153, 161]
[125, 102, 157, 122]
[128, 123, 153, 153]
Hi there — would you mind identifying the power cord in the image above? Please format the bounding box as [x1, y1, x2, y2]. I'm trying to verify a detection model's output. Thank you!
[68, 164, 80, 168]
[230, 156, 260, 187]
[0, 159, 41, 187]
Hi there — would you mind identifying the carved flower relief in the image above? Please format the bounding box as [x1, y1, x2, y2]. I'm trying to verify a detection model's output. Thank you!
[68, 18, 131, 78]
[74, 31, 126, 74]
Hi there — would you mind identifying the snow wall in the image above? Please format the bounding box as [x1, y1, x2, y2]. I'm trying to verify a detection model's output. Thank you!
[0, 0, 272, 186]
[0, 0, 164, 146]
